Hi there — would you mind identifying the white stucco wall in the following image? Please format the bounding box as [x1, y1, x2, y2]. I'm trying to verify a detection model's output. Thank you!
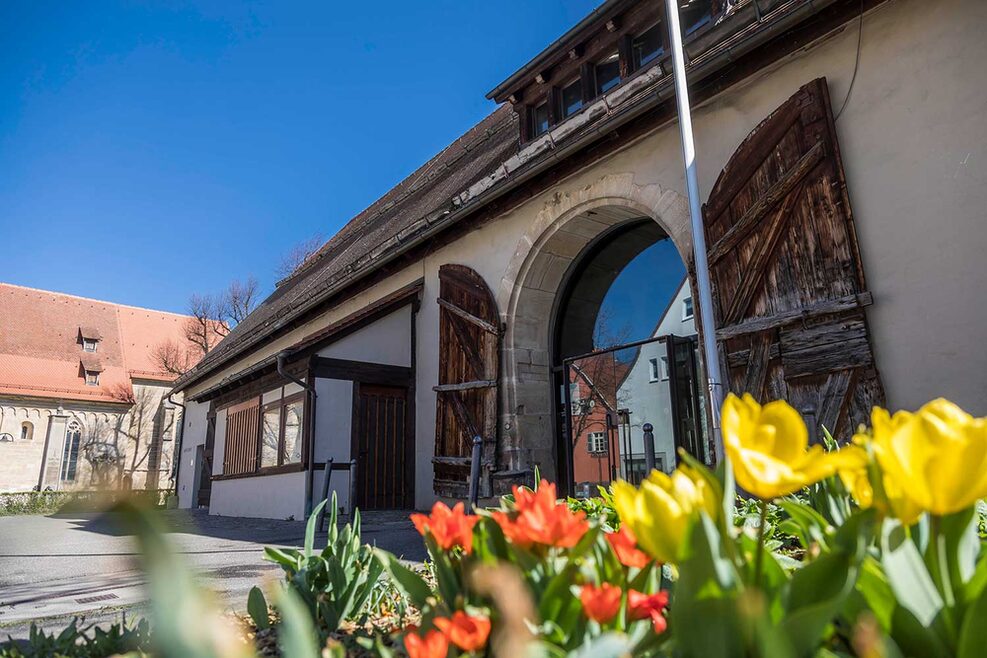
[182, 0, 987, 514]
[312, 377, 355, 513]
[176, 399, 209, 509]
[209, 470, 306, 520]
[316, 305, 412, 366]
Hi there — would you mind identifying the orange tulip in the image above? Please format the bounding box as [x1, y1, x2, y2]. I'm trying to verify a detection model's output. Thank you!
[492, 481, 589, 549]
[411, 501, 479, 554]
[606, 526, 652, 568]
[628, 589, 669, 634]
[580, 583, 622, 623]
[404, 628, 449, 658]
[433, 611, 491, 652]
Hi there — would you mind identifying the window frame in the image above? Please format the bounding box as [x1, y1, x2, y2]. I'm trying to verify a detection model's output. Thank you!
[219, 390, 307, 479]
[630, 21, 666, 73]
[82, 338, 99, 353]
[84, 370, 100, 386]
[528, 101, 550, 139]
[592, 51, 622, 97]
[587, 431, 608, 454]
[557, 77, 584, 120]
[682, 297, 694, 321]
[61, 421, 82, 482]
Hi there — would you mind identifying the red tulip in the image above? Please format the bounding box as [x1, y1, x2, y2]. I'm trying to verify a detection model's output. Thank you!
[580, 583, 622, 623]
[434, 611, 491, 652]
[492, 481, 588, 549]
[411, 501, 479, 554]
[606, 526, 652, 568]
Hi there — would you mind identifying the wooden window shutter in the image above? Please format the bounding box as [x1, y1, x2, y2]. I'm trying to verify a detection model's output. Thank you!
[433, 264, 500, 497]
[701, 77, 885, 441]
[223, 398, 260, 475]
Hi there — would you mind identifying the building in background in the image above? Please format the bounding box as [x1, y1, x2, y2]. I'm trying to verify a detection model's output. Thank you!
[171, 0, 987, 518]
[0, 283, 201, 493]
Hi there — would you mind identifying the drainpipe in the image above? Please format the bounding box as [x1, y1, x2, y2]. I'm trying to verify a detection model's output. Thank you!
[277, 351, 318, 516]
[167, 393, 186, 504]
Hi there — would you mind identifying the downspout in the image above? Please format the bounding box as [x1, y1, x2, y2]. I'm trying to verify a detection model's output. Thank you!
[277, 351, 318, 517]
[167, 393, 186, 504]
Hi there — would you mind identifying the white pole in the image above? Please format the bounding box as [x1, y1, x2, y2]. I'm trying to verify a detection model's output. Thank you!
[664, 0, 725, 462]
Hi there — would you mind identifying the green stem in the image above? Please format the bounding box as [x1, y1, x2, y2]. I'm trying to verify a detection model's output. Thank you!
[753, 499, 769, 589]
[928, 515, 958, 641]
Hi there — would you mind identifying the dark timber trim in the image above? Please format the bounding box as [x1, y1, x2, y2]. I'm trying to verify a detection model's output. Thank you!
[311, 357, 412, 387]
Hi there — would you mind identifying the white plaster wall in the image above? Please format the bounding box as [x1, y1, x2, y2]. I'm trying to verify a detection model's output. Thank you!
[184, 0, 987, 512]
[316, 305, 412, 366]
[312, 378, 354, 513]
[209, 470, 306, 520]
[176, 399, 209, 509]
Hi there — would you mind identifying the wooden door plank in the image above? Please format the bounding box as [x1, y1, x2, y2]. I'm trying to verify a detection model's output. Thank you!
[716, 292, 873, 340]
[817, 370, 854, 438]
[445, 312, 487, 380]
[708, 141, 824, 265]
[741, 332, 773, 399]
[437, 297, 500, 335]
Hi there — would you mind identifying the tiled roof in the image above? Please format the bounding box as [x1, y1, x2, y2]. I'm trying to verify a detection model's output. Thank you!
[0, 283, 200, 403]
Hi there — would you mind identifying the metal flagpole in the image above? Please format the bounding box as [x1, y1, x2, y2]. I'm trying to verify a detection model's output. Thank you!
[664, 0, 725, 462]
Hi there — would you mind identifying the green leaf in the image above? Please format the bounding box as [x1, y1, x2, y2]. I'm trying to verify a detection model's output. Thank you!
[957, 579, 987, 658]
[276, 586, 320, 658]
[782, 548, 858, 654]
[374, 548, 432, 608]
[247, 586, 269, 629]
[565, 632, 635, 658]
[940, 508, 980, 587]
[880, 519, 944, 627]
[305, 498, 328, 558]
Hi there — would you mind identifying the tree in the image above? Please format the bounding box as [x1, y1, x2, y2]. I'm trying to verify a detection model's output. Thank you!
[275, 233, 324, 281]
[151, 277, 260, 376]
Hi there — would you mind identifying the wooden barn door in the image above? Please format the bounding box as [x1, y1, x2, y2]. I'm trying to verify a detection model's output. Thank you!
[702, 78, 884, 440]
[433, 264, 500, 497]
[354, 384, 411, 510]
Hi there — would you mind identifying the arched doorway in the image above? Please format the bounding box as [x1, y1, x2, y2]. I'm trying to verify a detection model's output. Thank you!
[550, 218, 709, 496]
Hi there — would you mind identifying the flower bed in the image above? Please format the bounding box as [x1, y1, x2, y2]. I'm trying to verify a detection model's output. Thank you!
[3, 395, 986, 657]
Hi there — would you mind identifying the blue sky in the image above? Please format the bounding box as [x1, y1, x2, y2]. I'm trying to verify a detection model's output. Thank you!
[1, 1, 602, 313]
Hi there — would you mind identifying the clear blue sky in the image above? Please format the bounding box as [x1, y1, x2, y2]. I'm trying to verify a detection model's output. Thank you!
[1, 1, 602, 313]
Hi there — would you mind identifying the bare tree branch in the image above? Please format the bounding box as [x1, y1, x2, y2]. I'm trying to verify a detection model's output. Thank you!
[220, 276, 260, 326]
[275, 233, 324, 281]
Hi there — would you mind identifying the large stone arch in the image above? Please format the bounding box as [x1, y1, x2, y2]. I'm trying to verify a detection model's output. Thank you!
[496, 173, 692, 482]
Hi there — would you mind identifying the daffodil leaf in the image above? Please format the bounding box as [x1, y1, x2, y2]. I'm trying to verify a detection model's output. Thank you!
[276, 585, 320, 658]
[939, 507, 979, 586]
[782, 547, 858, 654]
[373, 548, 432, 609]
[958, 578, 987, 658]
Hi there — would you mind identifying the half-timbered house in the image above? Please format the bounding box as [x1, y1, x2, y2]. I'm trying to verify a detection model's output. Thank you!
[172, 0, 987, 518]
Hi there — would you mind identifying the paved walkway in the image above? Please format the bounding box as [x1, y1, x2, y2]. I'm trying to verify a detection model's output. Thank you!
[0, 509, 424, 640]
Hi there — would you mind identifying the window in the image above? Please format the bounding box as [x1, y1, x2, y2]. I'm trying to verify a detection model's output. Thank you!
[84, 370, 100, 386]
[260, 405, 280, 468]
[632, 22, 664, 71]
[594, 52, 621, 95]
[587, 431, 608, 454]
[82, 338, 98, 353]
[682, 297, 694, 321]
[60, 421, 82, 482]
[223, 392, 305, 476]
[20, 421, 33, 441]
[649, 357, 670, 382]
[529, 102, 550, 138]
[680, 0, 714, 35]
[559, 78, 583, 119]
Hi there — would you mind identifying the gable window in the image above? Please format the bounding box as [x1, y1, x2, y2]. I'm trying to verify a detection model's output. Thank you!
[559, 78, 583, 119]
[84, 370, 100, 386]
[587, 431, 608, 454]
[223, 391, 305, 477]
[682, 296, 694, 321]
[593, 52, 621, 95]
[529, 102, 550, 138]
[82, 338, 99, 353]
[60, 421, 82, 482]
[632, 22, 664, 71]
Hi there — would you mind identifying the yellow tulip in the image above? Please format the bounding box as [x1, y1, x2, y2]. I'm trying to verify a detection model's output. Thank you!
[861, 399, 987, 518]
[612, 465, 718, 564]
[722, 393, 858, 500]
[836, 444, 924, 525]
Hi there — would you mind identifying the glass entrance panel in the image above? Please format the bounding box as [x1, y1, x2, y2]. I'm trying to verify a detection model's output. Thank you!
[565, 335, 709, 496]
[566, 336, 709, 496]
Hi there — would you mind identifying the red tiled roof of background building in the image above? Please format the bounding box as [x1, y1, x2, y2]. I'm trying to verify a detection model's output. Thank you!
[0, 283, 200, 403]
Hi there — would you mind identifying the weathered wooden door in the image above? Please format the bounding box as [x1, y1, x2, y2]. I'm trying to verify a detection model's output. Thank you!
[354, 384, 411, 510]
[433, 264, 499, 497]
[702, 78, 884, 440]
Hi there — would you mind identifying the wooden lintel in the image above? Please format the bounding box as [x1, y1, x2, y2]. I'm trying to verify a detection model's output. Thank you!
[708, 141, 825, 265]
[437, 297, 500, 335]
[716, 292, 873, 340]
[433, 380, 497, 393]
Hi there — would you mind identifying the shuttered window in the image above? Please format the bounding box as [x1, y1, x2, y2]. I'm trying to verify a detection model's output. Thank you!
[223, 399, 260, 476]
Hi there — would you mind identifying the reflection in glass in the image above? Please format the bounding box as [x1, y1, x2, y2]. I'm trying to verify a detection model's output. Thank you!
[282, 402, 303, 464]
[261, 407, 280, 468]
